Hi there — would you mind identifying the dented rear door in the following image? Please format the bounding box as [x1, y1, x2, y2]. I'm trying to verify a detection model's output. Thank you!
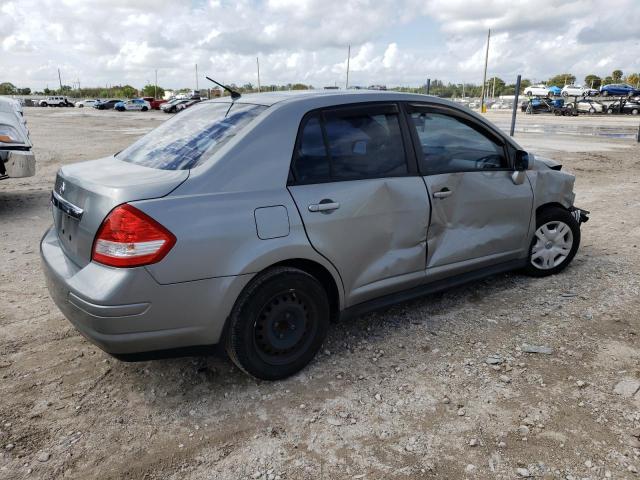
[288, 103, 429, 306]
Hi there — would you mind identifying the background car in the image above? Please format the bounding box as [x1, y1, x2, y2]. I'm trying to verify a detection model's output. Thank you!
[521, 98, 564, 113]
[93, 99, 121, 110]
[547, 86, 562, 96]
[39, 96, 73, 107]
[75, 99, 100, 108]
[524, 85, 550, 97]
[600, 84, 640, 97]
[142, 97, 168, 109]
[174, 98, 201, 112]
[160, 98, 191, 113]
[566, 99, 605, 114]
[561, 85, 591, 97]
[606, 100, 640, 115]
[0, 97, 35, 179]
[115, 99, 151, 112]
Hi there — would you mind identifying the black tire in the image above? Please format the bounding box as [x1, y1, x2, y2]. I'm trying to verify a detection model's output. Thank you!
[524, 207, 580, 277]
[601, 90, 608, 96]
[631, 108, 639, 115]
[225, 267, 330, 380]
[141, 106, 148, 111]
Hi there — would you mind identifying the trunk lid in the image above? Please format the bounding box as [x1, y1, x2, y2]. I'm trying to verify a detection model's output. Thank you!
[52, 156, 188, 267]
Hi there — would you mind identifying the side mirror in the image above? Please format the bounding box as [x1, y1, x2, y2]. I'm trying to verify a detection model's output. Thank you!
[514, 150, 529, 171]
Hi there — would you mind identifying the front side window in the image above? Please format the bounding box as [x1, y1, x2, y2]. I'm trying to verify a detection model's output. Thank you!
[292, 105, 408, 183]
[117, 102, 266, 170]
[409, 111, 507, 174]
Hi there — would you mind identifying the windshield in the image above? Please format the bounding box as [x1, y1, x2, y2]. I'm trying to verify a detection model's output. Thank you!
[117, 102, 267, 170]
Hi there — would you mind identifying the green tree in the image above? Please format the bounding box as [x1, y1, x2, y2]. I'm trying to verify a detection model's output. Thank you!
[486, 76, 506, 96]
[291, 83, 310, 90]
[603, 76, 614, 85]
[141, 84, 165, 98]
[547, 73, 576, 87]
[0, 82, 17, 95]
[626, 73, 640, 88]
[584, 74, 601, 88]
[120, 85, 137, 98]
[18, 88, 31, 95]
[612, 70, 623, 82]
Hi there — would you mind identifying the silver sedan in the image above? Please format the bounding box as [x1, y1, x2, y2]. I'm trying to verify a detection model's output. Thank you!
[41, 90, 588, 380]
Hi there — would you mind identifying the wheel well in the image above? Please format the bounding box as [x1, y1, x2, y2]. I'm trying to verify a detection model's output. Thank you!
[272, 259, 341, 322]
[536, 202, 567, 216]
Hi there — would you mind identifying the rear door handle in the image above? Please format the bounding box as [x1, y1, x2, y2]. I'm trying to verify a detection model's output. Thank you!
[433, 188, 452, 199]
[308, 201, 340, 212]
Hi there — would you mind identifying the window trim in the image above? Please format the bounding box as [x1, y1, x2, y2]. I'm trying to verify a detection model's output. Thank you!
[288, 102, 418, 186]
[403, 102, 514, 176]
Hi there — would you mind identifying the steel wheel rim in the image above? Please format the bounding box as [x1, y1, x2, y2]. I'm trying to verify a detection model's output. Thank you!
[253, 290, 315, 366]
[531, 221, 573, 270]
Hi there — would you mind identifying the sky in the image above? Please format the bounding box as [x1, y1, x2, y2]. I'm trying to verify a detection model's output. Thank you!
[1, 0, 639, 91]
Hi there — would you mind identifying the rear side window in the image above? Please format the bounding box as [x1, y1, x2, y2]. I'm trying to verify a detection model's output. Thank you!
[292, 105, 408, 183]
[117, 102, 266, 170]
[409, 111, 507, 174]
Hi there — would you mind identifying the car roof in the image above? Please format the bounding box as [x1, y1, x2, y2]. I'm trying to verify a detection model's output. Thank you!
[201, 89, 467, 108]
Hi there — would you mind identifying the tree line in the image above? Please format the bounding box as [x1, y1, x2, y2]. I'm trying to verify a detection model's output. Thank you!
[1, 69, 638, 99]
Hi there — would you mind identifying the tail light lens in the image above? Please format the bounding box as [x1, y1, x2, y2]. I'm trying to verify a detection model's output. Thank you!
[92, 204, 176, 267]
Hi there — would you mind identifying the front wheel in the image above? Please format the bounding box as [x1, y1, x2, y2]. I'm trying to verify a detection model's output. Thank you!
[225, 267, 330, 380]
[524, 207, 580, 277]
[631, 108, 639, 115]
[141, 106, 148, 111]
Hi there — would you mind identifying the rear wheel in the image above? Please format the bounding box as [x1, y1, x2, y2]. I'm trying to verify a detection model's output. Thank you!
[225, 267, 330, 380]
[524, 207, 580, 277]
[631, 108, 639, 115]
[141, 106, 148, 111]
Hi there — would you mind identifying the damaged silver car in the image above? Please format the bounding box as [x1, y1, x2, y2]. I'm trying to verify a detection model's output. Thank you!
[0, 97, 36, 180]
[41, 90, 588, 380]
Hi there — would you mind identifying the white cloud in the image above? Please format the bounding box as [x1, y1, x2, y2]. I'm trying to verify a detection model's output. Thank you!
[0, 0, 638, 90]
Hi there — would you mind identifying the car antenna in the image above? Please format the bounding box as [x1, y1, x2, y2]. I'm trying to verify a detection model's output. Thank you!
[205, 76, 241, 100]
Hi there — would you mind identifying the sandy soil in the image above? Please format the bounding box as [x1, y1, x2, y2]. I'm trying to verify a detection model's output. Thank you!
[1, 107, 640, 480]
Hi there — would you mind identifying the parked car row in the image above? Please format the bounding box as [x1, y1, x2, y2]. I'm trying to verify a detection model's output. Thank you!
[521, 97, 640, 115]
[524, 83, 639, 98]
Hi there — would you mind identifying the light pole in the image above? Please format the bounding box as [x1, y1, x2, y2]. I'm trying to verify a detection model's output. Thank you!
[479, 29, 490, 113]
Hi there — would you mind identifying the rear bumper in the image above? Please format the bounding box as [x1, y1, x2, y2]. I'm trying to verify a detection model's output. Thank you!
[40, 226, 253, 354]
[1, 150, 36, 178]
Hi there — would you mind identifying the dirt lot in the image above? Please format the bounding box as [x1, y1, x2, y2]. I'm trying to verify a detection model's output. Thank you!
[1, 107, 640, 479]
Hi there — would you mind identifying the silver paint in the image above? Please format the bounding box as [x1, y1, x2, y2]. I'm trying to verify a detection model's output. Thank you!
[41, 91, 581, 355]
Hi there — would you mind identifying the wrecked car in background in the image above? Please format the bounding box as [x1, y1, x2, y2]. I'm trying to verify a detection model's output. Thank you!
[41, 90, 588, 381]
[0, 97, 35, 180]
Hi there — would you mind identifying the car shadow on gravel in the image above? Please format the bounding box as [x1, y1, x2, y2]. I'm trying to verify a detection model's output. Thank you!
[110, 269, 538, 399]
[0, 189, 52, 220]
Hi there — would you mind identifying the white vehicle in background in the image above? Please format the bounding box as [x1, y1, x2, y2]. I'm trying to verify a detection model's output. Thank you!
[0, 97, 35, 180]
[560, 85, 599, 97]
[39, 96, 73, 107]
[524, 85, 550, 97]
[75, 99, 100, 108]
[569, 99, 605, 114]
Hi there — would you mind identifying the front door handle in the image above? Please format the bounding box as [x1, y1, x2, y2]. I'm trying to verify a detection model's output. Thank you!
[308, 200, 340, 212]
[433, 188, 452, 199]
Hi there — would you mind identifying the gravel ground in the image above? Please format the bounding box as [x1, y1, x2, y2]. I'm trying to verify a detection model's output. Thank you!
[1, 108, 640, 480]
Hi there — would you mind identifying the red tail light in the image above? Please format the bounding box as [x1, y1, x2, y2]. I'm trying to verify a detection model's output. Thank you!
[92, 204, 176, 267]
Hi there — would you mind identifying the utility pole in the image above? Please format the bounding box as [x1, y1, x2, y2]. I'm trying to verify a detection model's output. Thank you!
[256, 57, 261, 93]
[479, 29, 490, 113]
[195, 64, 199, 92]
[345, 45, 351, 89]
[154, 69, 158, 99]
[492, 76, 496, 99]
[58, 68, 63, 91]
[510, 75, 521, 137]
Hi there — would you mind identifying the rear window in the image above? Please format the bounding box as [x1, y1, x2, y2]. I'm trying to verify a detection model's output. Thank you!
[117, 102, 267, 170]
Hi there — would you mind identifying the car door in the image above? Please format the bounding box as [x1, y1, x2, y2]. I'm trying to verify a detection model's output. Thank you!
[405, 103, 533, 279]
[288, 103, 430, 306]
